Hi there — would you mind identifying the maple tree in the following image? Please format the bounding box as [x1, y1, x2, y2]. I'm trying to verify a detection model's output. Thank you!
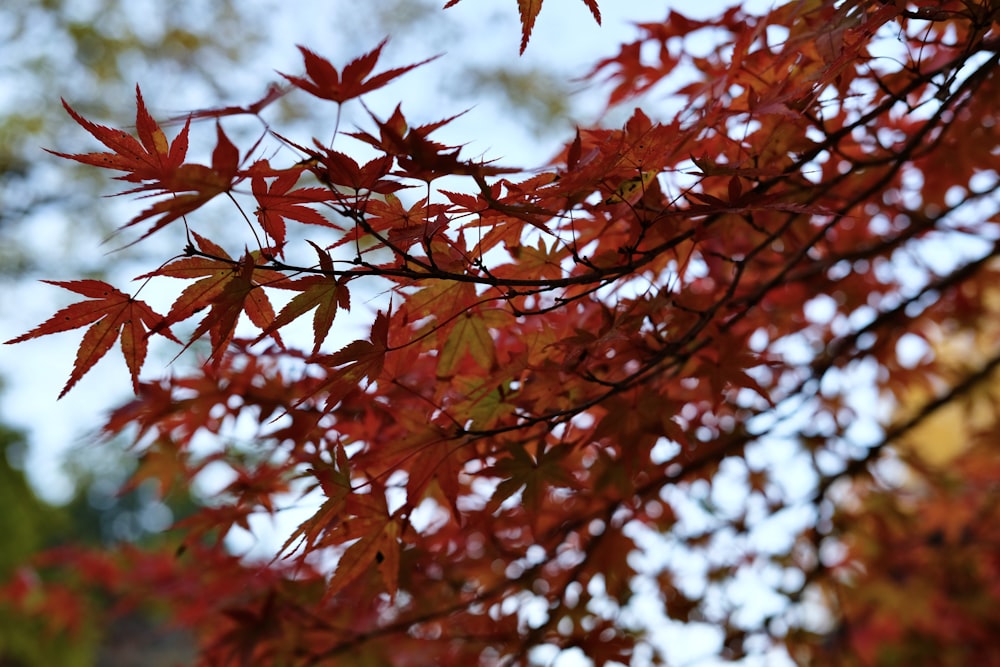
[6, 0, 1000, 664]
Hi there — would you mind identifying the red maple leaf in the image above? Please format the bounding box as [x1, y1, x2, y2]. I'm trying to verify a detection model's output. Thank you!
[124, 122, 245, 240]
[5, 280, 178, 397]
[53, 90, 246, 240]
[50, 85, 188, 189]
[146, 233, 286, 361]
[250, 161, 338, 249]
[257, 242, 352, 354]
[280, 40, 438, 104]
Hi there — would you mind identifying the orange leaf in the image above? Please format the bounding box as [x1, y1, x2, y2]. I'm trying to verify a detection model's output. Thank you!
[516, 0, 544, 53]
[307, 310, 389, 409]
[437, 308, 500, 378]
[261, 274, 350, 354]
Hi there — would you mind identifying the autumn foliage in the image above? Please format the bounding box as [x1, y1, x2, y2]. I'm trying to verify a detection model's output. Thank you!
[6, 1, 1000, 664]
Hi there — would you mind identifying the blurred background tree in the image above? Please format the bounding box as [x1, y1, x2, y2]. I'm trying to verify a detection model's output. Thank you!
[0, 410, 205, 667]
[785, 262, 1000, 665]
[0, 421, 96, 667]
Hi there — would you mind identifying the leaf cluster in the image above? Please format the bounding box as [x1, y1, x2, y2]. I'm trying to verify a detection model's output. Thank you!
[7, 1, 1000, 664]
